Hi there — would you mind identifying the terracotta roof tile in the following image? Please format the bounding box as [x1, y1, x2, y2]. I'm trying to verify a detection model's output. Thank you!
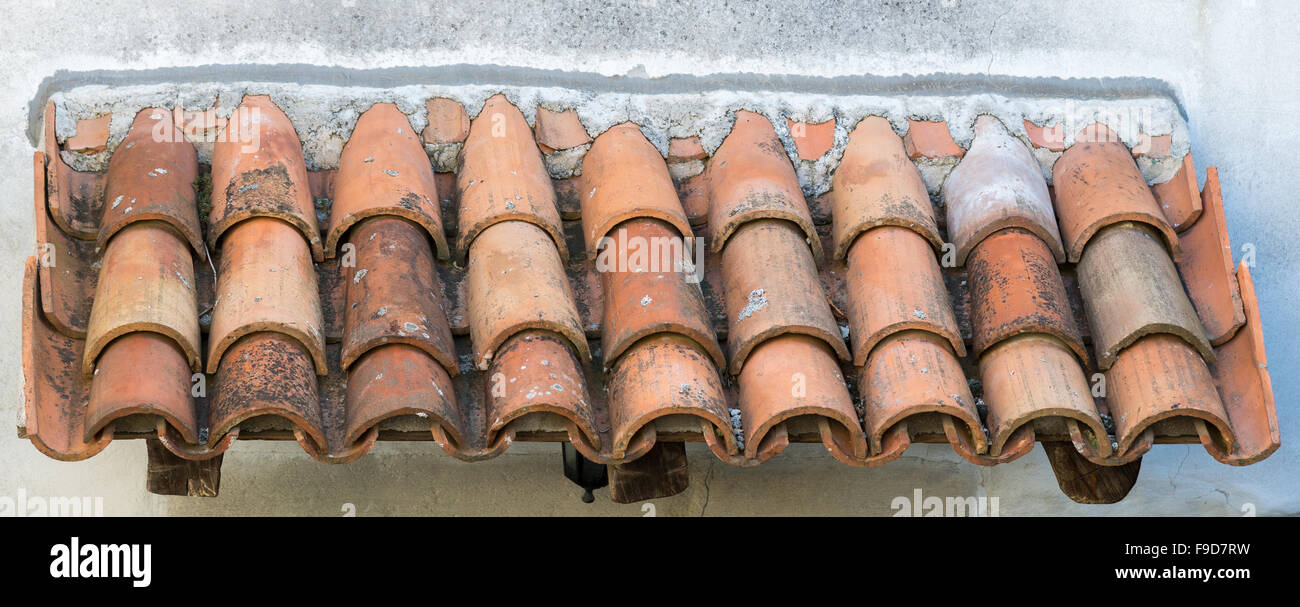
[1022, 118, 1065, 151]
[422, 97, 470, 145]
[534, 106, 592, 151]
[327, 103, 448, 261]
[456, 94, 568, 262]
[1075, 221, 1212, 370]
[65, 114, 111, 153]
[844, 225, 963, 364]
[707, 110, 821, 260]
[721, 219, 847, 373]
[667, 136, 707, 163]
[1151, 153, 1203, 232]
[341, 217, 457, 373]
[829, 116, 942, 262]
[98, 109, 202, 256]
[943, 115, 1065, 265]
[209, 95, 323, 261]
[1175, 167, 1245, 344]
[22, 92, 1280, 501]
[902, 119, 964, 159]
[1053, 128, 1181, 263]
[786, 118, 835, 160]
[579, 123, 694, 256]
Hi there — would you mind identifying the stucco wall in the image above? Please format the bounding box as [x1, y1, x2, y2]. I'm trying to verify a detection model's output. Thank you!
[1, 0, 1294, 516]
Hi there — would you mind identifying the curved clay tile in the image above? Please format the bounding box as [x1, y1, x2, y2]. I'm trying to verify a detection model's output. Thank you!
[210, 332, 325, 450]
[83, 221, 201, 377]
[1151, 153, 1203, 232]
[598, 218, 723, 368]
[966, 228, 1087, 361]
[606, 334, 735, 460]
[341, 217, 457, 374]
[942, 115, 1065, 265]
[206, 217, 328, 375]
[466, 220, 589, 369]
[42, 101, 103, 240]
[579, 123, 694, 257]
[456, 94, 567, 261]
[706, 110, 821, 260]
[1076, 222, 1213, 370]
[85, 332, 196, 444]
[422, 97, 470, 145]
[1104, 333, 1231, 455]
[1053, 132, 1180, 263]
[720, 219, 848, 374]
[860, 330, 985, 456]
[326, 103, 449, 260]
[209, 95, 323, 261]
[844, 225, 964, 365]
[979, 334, 1109, 458]
[534, 106, 592, 151]
[737, 334, 862, 461]
[1205, 262, 1280, 464]
[98, 108, 202, 256]
[484, 330, 600, 454]
[902, 119, 965, 159]
[33, 152, 97, 338]
[829, 116, 942, 261]
[1176, 167, 1245, 345]
[344, 344, 463, 451]
[22, 259, 111, 461]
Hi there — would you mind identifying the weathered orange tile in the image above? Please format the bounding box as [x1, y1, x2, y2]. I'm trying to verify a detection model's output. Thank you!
[667, 136, 707, 163]
[860, 330, 984, 456]
[707, 110, 820, 260]
[1176, 166, 1245, 345]
[211, 332, 324, 450]
[1022, 119, 1065, 151]
[345, 344, 462, 450]
[902, 119, 964, 159]
[1104, 333, 1230, 455]
[32, 151, 97, 338]
[721, 219, 848, 373]
[1053, 135, 1181, 263]
[99, 108, 202, 256]
[206, 217, 327, 375]
[466, 220, 589, 369]
[43, 101, 103, 240]
[1151, 153, 1202, 232]
[535, 106, 592, 151]
[844, 226, 963, 364]
[1132, 133, 1172, 158]
[579, 122, 694, 256]
[979, 334, 1108, 457]
[1076, 222, 1213, 370]
[327, 103, 448, 260]
[485, 330, 599, 453]
[85, 332, 196, 444]
[786, 118, 835, 160]
[1205, 262, 1279, 464]
[456, 94, 567, 261]
[599, 218, 722, 367]
[942, 115, 1065, 265]
[677, 170, 710, 226]
[422, 97, 470, 144]
[606, 334, 735, 459]
[342, 217, 457, 374]
[65, 114, 111, 153]
[22, 258, 112, 461]
[829, 116, 941, 262]
[209, 95, 323, 261]
[966, 228, 1086, 361]
[738, 334, 861, 460]
[84, 221, 201, 378]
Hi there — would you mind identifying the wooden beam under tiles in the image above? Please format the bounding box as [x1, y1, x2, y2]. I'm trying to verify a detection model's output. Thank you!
[145, 438, 223, 497]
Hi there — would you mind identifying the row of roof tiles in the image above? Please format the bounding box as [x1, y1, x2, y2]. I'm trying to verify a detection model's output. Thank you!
[24, 92, 1278, 492]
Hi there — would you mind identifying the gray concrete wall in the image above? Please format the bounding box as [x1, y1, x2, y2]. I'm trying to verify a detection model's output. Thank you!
[1, 0, 1294, 516]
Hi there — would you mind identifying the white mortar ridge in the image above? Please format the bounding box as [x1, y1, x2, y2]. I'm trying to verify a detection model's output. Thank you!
[50, 82, 1188, 197]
